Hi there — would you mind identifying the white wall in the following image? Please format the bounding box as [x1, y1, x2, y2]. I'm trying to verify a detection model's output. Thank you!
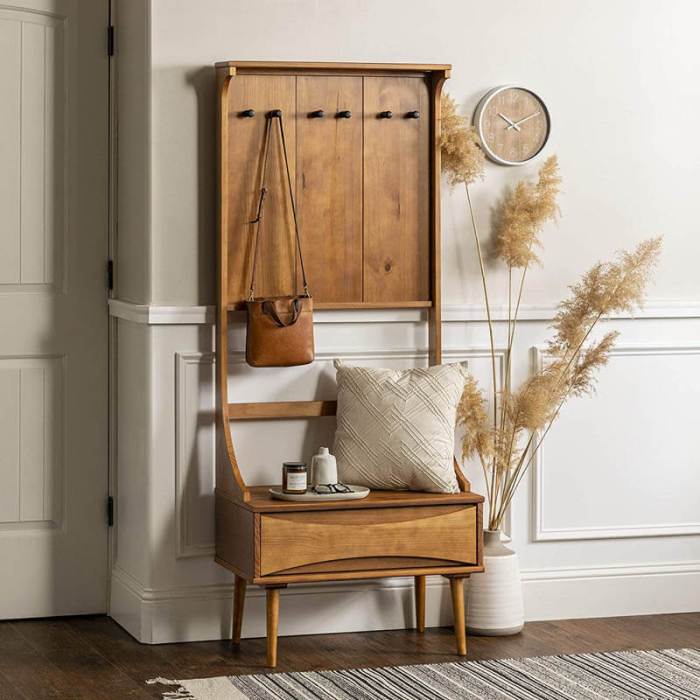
[113, 0, 151, 303]
[110, 0, 700, 643]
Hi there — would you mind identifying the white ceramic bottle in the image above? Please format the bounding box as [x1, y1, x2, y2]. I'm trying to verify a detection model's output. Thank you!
[310, 447, 338, 485]
[466, 530, 524, 635]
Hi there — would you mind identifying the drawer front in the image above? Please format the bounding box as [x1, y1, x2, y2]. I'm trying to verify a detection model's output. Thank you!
[259, 505, 477, 577]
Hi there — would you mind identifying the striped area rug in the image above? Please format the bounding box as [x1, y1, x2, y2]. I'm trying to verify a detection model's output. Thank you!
[149, 648, 700, 699]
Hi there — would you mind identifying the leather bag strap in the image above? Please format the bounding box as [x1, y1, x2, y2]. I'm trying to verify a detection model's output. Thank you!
[248, 112, 309, 300]
[261, 297, 302, 327]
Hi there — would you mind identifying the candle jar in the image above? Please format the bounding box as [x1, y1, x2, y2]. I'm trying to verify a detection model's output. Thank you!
[282, 462, 308, 494]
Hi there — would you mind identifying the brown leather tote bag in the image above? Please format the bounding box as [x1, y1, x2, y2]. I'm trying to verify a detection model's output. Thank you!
[245, 111, 314, 367]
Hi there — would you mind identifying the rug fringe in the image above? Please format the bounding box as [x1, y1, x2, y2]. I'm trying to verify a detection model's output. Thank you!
[145, 677, 197, 699]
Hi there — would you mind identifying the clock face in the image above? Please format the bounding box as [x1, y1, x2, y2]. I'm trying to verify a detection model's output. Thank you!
[474, 86, 550, 166]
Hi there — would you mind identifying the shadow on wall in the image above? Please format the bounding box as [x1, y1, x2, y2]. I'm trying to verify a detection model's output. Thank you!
[186, 66, 218, 304]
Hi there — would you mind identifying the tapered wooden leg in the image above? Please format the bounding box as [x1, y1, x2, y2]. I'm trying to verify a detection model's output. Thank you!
[231, 575, 247, 645]
[414, 575, 426, 632]
[266, 587, 281, 667]
[448, 576, 467, 656]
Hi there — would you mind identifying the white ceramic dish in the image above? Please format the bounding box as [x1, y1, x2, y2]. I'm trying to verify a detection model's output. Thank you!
[269, 485, 370, 502]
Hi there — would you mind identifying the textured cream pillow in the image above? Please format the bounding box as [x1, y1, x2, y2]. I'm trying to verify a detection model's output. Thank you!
[332, 360, 466, 493]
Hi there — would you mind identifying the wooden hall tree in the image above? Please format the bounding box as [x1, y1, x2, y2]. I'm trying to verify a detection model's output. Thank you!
[215, 61, 484, 667]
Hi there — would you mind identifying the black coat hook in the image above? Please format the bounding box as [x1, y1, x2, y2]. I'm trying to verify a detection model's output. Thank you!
[406, 110, 420, 119]
[379, 110, 393, 119]
[267, 109, 282, 118]
[337, 110, 352, 119]
[239, 109, 255, 118]
[309, 109, 325, 118]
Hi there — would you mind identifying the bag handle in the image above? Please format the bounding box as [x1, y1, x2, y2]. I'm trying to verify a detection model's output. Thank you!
[248, 111, 310, 301]
[261, 297, 302, 327]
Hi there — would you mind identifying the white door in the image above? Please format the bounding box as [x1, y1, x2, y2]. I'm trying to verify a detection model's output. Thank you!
[0, 0, 109, 617]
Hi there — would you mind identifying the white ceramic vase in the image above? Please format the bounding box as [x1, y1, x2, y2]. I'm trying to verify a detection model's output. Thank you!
[466, 529, 524, 635]
[310, 446, 337, 485]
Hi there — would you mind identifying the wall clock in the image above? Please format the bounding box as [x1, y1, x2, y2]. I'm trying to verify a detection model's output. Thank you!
[473, 86, 550, 166]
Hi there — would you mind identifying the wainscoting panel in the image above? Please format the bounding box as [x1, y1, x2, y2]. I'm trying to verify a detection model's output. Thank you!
[0, 8, 64, 290]
[175, 352, 216, 558]
[0, 356, 63, 527]
[111, 309, 700, 643]
[532, 345, 700, 541]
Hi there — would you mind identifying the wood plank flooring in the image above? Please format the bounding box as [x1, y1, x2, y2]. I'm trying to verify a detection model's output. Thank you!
[0, 613, 697, 698]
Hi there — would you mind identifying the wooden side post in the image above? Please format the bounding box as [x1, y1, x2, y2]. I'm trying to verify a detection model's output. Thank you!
[215, 65, 249, 503]
[427, 69, 449, 368]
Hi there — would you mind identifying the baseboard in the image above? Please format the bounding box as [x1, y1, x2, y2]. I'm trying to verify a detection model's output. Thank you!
[110, 567, 454, 644]
[110, 561, 700, 644]
[521, 561, 700, 621]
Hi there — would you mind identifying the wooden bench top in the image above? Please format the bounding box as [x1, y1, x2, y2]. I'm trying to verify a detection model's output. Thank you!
[233, 486, 484, 513]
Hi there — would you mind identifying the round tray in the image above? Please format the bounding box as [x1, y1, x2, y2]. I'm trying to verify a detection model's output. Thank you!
[269, 485, 370, 502]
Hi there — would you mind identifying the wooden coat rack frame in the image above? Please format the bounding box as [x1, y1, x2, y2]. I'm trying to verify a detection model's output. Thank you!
[215, 61, 484, 667]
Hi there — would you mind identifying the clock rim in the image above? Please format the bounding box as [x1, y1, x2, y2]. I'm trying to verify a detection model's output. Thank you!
[473, 85, 551, 166]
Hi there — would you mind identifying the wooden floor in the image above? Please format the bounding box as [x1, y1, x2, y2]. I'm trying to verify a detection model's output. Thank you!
[0, 613, 697, 699]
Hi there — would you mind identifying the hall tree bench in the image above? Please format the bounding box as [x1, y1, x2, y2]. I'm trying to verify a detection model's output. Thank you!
[214, 61, 485, 667]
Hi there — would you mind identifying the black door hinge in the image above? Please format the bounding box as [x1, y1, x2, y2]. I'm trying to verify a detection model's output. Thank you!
[107, 25, 115, 56]
[107, 496, 114, 527]
[107, 259, 114, 290]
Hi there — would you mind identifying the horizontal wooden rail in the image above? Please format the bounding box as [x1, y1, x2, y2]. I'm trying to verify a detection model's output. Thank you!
[228, 400, 338, 420]
[226, 301, 433, 312]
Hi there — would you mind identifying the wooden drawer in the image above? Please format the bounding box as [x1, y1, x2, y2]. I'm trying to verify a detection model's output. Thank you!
[259, 505, 477, 577]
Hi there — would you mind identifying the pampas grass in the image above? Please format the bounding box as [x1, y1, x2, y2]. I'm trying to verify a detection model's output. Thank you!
[443, 95, 661, 530]
[494, 155, 561, 268]
[441, 95, 485, 186]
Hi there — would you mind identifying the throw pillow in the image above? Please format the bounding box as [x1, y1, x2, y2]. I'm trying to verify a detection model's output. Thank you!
[332, 360, 466, 493]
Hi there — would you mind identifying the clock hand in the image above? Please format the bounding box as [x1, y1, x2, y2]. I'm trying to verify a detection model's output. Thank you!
[497, 112, 521, 132]
[507, 111, 541, 130]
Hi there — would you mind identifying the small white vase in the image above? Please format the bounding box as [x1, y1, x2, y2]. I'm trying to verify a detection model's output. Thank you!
[310, 446, 337, 485]
[466, 529, 524, 635]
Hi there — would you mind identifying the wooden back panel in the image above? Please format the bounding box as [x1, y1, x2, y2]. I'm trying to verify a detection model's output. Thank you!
[363, 76, 430, 302]
[296, 76, 363, 302]
[225, 75, 297, 303]
[220, 64, 443, 309]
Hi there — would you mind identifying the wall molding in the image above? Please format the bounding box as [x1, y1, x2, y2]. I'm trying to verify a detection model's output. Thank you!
[531, 344, 700, 542]
[108, 298, 700, 326]
[175, 352, 216, 559]
[110, 560, 700, 643]
[109, 299, 216, 325]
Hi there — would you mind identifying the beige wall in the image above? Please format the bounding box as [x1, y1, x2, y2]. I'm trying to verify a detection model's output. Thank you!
[111, 0, 700, 643]
[147, 0, 700, 306]
[114, 0, 151, 303]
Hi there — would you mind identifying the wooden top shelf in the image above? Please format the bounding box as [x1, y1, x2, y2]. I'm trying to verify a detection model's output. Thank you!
[232, 486, 484, 513]
[215, 60, 452, 74]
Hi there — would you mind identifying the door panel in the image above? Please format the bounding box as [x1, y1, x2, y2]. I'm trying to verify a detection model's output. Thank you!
[363, 76, 430, 302]
[0, 0, 108, 618]
[296, 76, 363, 303]
[0, 6, 63, 290]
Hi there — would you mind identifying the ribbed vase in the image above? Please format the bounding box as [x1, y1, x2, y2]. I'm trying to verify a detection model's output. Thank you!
[466, 529, 524, 635]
